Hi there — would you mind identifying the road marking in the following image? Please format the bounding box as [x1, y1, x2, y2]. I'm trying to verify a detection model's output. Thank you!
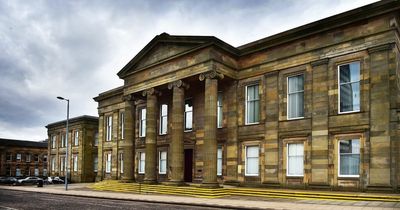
[0, 205, 19, 210]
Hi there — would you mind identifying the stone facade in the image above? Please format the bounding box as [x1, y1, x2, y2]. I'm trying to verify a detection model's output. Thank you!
[94, 1, 400, 191]
[0, 139, 48, 177]
[46, 115, 98, 183]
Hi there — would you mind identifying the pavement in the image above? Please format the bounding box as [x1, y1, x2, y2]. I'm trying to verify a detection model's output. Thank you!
[0, 183, 399, 210]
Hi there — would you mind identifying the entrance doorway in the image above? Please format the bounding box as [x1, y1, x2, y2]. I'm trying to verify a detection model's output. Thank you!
[184, 149, 193, 182]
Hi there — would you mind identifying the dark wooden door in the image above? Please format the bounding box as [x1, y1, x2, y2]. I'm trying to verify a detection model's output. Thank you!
[184, 149, 193, 182]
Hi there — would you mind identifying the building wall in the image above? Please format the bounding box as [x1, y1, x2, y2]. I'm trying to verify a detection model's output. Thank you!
[94, 4, 400, 191]
[47, 116, 98, 182]
[0, 141, 48, 177]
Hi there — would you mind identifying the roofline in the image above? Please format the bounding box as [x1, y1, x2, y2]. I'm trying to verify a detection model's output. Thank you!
[46, 115, 99, 128]
[0, 138, 48, 148]
[238, 0, 400, 54]
[93, 85, 124, 102]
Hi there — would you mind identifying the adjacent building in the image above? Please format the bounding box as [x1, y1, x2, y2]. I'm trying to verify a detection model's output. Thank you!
[94, 1, 400, 191]
[46, 115, 98, 182]
[0, 139, 48, 177]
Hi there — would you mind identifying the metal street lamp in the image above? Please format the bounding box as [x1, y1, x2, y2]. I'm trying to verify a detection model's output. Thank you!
[57, 96, 69, 191]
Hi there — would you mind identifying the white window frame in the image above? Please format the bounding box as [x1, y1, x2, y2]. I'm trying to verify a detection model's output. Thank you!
[139, 108, 146, 137]
[34, 168, 39, 176]
[338, 139, 360, 178]
[159, 104, 168, 135]
[245, 145, 259, 176]
[73, 154, 78, 172]
[6, 153, 12, 161]
[245, 84, 260, 125]
[120, 111, 125, 139]
[105, 153, 112, 173]
[286, 143, 304, 177]
[184, 99, 193, 131]
[26, 154, 31, 162]
[16, 153, 21, 161]
[74, 130, 79, 146]
[106, 115, 113, 141]
[120, 153, 124, 174]
[159, 151, 167, 174]
[51, 135, 56, 148]
[51, 157, 56, 172]
[287, 74, 305, 120]
[43, 169, 47, 176]
[43, 155, 47, 162]
[61, 134, 66, 148]
[16, 168, 21, 177]
[217, 92, 223, 128]
[60, 156, 65, 172]
[217, 147, 222, 176]
[94, 132, 99, 146]
[138, 152, 145, 174]
[94, 156, 98, 172]
[338, 61, 361, 114]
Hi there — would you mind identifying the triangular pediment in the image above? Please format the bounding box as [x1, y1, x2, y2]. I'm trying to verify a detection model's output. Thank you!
[117, 33, 239, 78]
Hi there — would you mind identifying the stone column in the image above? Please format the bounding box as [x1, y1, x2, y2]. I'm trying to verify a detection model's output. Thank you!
[199, 70, 224, 188]
[143, 88, 160, 184]
[310, 59, 330, 187]
[167, 80, 189, 185]
[121, 94, 136, 182]
[225, 81, 239, 184]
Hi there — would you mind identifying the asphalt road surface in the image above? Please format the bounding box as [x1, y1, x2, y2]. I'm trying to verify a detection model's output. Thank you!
[0, 189, 233, 210]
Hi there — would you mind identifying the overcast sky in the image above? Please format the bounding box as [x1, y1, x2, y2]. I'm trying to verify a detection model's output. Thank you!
[0, 0, 378, 141]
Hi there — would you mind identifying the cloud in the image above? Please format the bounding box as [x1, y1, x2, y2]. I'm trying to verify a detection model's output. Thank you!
[0, 0, 378, 140]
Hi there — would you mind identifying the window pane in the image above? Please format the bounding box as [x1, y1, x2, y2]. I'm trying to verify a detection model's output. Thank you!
[340, 82, 360, 112]
[288, 143, 304, 176]
[340, 62, 360, 84]
[246, 146, 259, 175]
[339, 139, 360, 176]
[185, 111, 192, 130]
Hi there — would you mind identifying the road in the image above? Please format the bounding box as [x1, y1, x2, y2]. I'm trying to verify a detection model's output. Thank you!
[0, 189, 232, 210]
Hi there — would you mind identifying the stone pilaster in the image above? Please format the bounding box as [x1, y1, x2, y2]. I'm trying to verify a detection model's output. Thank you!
[367, 44, 394, 188]
[264, 72, 279, 184]
[199, 70, 223, 188]
[111, 111, 119, 179]
[225, 81, 239, 185]
[167, 80, 189, 185]
[121, 94, 136, 182]
[143, 88, 160, 184]
[310, 59, 330, 187]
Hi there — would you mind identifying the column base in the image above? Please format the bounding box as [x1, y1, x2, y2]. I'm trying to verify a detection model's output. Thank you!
[143, 179, 158, 185]
[200, 182, 220, 188]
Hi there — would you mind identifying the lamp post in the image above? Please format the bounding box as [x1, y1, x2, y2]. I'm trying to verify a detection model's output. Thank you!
[57, 96, 69, 191]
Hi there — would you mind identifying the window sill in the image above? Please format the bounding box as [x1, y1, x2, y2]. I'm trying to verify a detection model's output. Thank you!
[245, 174, 259, 177]
[245, 122, 259, 126]
[287, 117, 305, 121]
[338, 175, 359, 179]
[338, 110, 360, 115]
[138, 172, 145, 175]
[159, 172, 166, 175]
[286, 175, 304, 178]
[184, 130, 193, 133]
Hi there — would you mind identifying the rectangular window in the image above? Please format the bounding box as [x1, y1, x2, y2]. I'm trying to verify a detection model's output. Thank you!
[34, 168, 39, 176]
[74, 130, 79, 146]
[26, 154, 31, 162]
[94, 132, 99, 146]
[6, 153, 12, 161]
[16, 153, 21, 161]
[245, 84, 260, 124]
[43, 169, 47, 177]
[339, 62, 360, 113]
[184, 99, 193, 131]
[51, 135, 56, 148]
[60, 156, 65, 172]
[120, 153, 124, 174]
[287, 143, 304, 176]
[159, 104, 168, 135]
[16, 168, 21, 177]
[287, 74, 304, 119]
[106, 115, 113, 141]
[43, 155, 47, 162]
[34, 154, 39, 162]
[106, 153, 112, 173]
[120, 111, 125, 139]
[217, 92, 223, 128]
[139, 152, 145, 174]
[73, 154, 78, 172]
[217, 147, 222, 176]
[339, 139, 360, 177]
[94, 156, 98, 172]
[245, 146, 259, 176]
[61, 134, 66, 148]
[51, 157, 56, 172]
[139, 108, 146, 137]
[159, 151, 167, 174]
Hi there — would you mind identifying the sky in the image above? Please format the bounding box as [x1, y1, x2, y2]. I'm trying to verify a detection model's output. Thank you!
[0, 0, 378, 141]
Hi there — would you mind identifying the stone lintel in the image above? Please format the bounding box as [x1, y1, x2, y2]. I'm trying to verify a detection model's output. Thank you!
[310, 58, 329, 67]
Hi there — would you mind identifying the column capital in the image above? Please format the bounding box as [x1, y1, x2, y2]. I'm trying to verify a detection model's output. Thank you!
[122, 94, 135, 102]
[367, 43, 395, 54]
[199, 70, 224, 81]
[142, 88, 161, 97]
[168, 80, 190, 90]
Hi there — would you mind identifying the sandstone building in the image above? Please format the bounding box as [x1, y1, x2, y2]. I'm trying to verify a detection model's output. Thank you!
[46, 115, 98, 182]
[94, 1, 400, 191]
[0, 139, 48, 177]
